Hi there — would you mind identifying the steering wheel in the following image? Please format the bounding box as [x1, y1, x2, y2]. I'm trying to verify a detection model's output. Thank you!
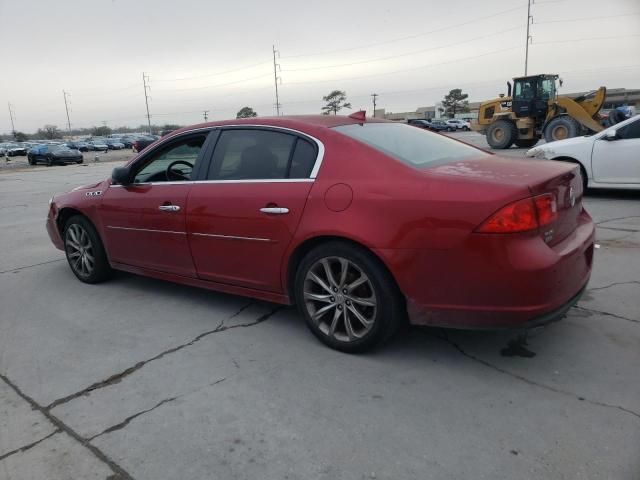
[166, 160, 194, 181]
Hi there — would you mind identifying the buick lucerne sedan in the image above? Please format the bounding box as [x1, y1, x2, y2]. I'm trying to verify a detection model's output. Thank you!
[47, 114, 595, 352]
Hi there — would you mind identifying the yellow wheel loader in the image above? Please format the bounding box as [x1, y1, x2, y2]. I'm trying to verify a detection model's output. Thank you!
[473, 74, 606, 149]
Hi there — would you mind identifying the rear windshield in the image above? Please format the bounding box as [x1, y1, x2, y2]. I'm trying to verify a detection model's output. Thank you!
[334, 122, 488, 168]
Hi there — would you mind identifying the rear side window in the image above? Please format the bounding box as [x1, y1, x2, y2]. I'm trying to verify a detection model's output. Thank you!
[617, 118, 640, 139]
[208, 129, 316, 180]
[334, 122, 488, 169]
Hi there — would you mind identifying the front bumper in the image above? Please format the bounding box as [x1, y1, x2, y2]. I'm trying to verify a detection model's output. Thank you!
[46, 205, 64, 251]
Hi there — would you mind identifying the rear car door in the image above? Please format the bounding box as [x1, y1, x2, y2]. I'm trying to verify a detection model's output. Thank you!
[591, 117, 640, 184]
[187, 127, 320, 292]
[100, 130, 213, 277]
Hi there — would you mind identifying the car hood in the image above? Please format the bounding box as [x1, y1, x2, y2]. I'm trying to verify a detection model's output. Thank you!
[531, 135, 591, 151]
[71, 181, 103, 192]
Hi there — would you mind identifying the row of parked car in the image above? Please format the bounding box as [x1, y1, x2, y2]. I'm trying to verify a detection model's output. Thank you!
[407, 118, 471, 132]
[1, 133, 160, 166]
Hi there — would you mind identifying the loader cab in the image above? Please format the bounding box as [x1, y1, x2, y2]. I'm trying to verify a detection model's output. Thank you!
[512, 75, 557, 120]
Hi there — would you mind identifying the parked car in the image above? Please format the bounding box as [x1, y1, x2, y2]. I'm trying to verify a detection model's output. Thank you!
[445, 119, 471, 131]
[105, 139, 125, 150]
[112, 136, 134, 148]
[28, 145, 83, 166]
[132, 136, 156, 152]
[526, 114, 640, 190]
[66, 141, 90, 152]
[88, 140, 109, 152]
[428, 120, 454, 132]
[47, 114, 594, 353]
[5, 143, 28, 156]
[407, 119, 432, 130]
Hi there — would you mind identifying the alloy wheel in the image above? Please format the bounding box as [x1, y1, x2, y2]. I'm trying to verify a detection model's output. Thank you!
[65, 224, 95, 277]
[303, 256, 377, 343]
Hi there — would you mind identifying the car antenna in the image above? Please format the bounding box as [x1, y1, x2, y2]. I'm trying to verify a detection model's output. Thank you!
[348, 110, 366, 123]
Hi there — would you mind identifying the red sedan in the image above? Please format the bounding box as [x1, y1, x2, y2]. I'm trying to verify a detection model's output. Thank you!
[46, 113, 594, 352]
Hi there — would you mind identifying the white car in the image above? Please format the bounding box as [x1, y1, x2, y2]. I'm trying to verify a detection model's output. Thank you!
[444, 119, 471, 131]
[526, 114, 640, 190]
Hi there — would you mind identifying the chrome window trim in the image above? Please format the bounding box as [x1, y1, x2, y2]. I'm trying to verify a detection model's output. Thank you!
[109, 178, 314, 188]
[107, 226, 186, 235]
[191, 232, 272, 242]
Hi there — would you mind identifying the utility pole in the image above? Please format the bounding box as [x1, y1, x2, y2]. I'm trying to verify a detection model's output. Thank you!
[371, 93, 378, 118]
[63, 90, 72, 134]
[524, 0, 532, 75]
[272, 45, 282, 116]
[7, 102, 16, 136]
[203, 110, 209, 122]
[142, 72, 152, 135]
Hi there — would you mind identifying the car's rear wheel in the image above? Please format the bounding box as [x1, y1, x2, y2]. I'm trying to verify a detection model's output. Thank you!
[46, 157, 53, 167]
[64, 216, 112, 284]
[294, 242, 404, 353]
[28, 155, 35, 165]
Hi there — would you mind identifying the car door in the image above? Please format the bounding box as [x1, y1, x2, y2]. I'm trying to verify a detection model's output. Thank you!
[591, 117, 640, 184]
[100, 130, 213, 277]
[187, 127, 320, 292]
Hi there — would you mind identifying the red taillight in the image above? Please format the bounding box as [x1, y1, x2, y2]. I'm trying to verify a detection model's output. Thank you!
[476, 193, 557, 233]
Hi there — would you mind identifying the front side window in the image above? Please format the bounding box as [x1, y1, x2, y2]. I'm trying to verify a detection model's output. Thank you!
[133, 133, 207, 183]
[616, 117, 640, 140]
[207, 129, 316, 180]
[334, 122, 488, 169]
[514, 79, 536, 100]
[538, 78, 555, 100]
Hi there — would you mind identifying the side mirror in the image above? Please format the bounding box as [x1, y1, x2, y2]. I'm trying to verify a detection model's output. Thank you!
[604, 129, 618, 141]
[111, 166, 132, 185]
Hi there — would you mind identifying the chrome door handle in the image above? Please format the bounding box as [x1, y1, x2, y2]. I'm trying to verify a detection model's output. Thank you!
[159, 205, 181, 212]
[260, 207, 289, 215]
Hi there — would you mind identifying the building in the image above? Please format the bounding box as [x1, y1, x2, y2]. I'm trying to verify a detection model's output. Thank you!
[379, 88, 639, 121]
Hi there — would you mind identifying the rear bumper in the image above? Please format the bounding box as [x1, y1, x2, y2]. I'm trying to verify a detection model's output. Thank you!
[377, 209, 595, 329]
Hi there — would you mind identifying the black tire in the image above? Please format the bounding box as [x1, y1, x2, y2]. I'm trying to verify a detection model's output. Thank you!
[514, 138, 539, 148]
[544, 116, 580, 143]
[486, 119, 517, 149]
[28, 155, 35, 165]
[46, 156, 53, 167]
[294, 241, 405, 353]
[463, 126, 470, 131]
[63, 215, 112, 284]
[77, 158, 84, 164]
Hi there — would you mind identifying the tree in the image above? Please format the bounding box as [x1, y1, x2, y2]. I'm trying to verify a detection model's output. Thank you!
[321, 90, 352, 115]
[442, 89, 469, 118]
[92, 125, 112, 136]
[37, 125, 61, 140]
[13, 131, 28, 142]
[236, 107, 258, 119]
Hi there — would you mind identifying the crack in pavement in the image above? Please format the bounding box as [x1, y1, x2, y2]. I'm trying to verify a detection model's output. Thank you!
[0, 429, 62, 462]
[0, 258, 65, 274]
[87, 378, 226, 442]
[595, 215, 640, 225]
[574, 305, 639, 325]
[588, 281, 640, 292]
[429, 331, 640, 421]
[47, 303, 282, 410]
[0, 374, 135, 480]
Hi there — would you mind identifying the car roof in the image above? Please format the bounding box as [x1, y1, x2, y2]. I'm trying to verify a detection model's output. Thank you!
[169, 114, 391, 137]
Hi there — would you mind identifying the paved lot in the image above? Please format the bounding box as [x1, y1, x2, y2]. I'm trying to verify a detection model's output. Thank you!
[0, 150, 639, 479]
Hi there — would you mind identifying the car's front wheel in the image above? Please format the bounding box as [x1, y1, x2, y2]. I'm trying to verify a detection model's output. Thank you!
[294, 242, 404, 353]
[64, 216, 112, 284]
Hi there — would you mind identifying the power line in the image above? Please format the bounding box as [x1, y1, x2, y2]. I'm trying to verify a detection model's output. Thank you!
[154, 61, 272, 82]
[282, 26, 523, 73]
[534, 11, 640, 24]
[284, 46, 522, 86]
[280, 3, 526, 59]
[273, 45, 282, 116]
[534, 33, 640, 45]
[142, 72, 152, 135]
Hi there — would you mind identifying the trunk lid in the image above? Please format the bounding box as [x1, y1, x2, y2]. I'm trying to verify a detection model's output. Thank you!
[429, 156, 583, 244]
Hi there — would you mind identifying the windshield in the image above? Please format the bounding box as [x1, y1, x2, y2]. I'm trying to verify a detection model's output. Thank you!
[334, 122, 488, 168]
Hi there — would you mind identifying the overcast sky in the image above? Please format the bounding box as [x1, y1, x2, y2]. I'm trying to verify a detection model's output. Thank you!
[1, 0, 639, 133]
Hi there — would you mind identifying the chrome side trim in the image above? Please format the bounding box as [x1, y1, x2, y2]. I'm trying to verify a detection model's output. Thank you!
[107, 226, 186, 235]
[191, 232, 272, 242]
